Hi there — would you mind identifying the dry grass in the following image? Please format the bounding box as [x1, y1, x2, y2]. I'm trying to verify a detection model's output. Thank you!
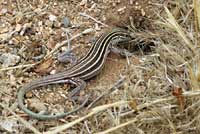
[1, 0, 200, 134]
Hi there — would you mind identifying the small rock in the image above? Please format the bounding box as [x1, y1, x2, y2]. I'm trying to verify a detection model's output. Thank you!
[15, 24, 22, 32]
[50, 69, 56, 75]
[0, 53, 20, 67]
[51, 105, 64, 114]
[29, 98, 47, 112]
[0, 8, 8, 15]
[141, 8, 145, 16]
[38, 21, 43, 26]
[62, 17, 71, 28]
[80, 0, 87, 6]
[8, 37, 20, 45]
[94, 23, 101, 31]
[0, 119, 18, 133]
[49, 14, 57, 22]
[117, 6, 126, 13]
[25, 92, 33, 98]
[46, 37, 56, 49]
[9, 74, 17, 87]
[53, 21, 61, 28]
[45, 20, 53, 27]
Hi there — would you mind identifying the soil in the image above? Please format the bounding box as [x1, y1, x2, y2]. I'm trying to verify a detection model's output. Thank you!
[2, 0, 196, 134]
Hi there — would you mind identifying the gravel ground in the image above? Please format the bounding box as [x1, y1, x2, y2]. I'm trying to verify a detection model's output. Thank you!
[1, 0, 200, 134]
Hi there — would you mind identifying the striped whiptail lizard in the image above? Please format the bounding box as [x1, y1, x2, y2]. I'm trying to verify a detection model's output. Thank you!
[17, 29, 132, 120]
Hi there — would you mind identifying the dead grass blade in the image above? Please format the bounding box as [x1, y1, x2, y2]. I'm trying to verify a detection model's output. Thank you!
[0, 63, 36, 71]
[188, 62, 200, 90]
[43, 101, 129, 134]
[94, 91, 200, 134]
[95, 118, 138, 134]
[44, 90, 200, 134]
[193, 0, 200, 31]
[164, 6, 195, 53]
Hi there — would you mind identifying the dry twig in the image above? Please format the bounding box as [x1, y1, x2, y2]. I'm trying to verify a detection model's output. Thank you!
[79, 12, 108, 27]
[44, 28, 94, 59]
[0, 63, 36, 72]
